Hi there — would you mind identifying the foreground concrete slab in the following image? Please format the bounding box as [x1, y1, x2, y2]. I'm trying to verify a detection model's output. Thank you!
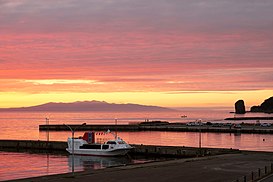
[11, 151, 273, 182]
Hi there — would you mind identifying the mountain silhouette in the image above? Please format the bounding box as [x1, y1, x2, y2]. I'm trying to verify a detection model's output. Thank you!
[0, 100, 176, 112]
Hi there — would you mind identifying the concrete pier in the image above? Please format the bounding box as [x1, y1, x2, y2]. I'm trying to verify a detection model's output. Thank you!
[0, 140, 67, 151]
[0, 140, 239, 157]
[39, 123, 273, 134]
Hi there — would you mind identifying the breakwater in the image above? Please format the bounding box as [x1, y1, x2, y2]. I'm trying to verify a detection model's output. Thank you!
[0, 140, 239, 157]
[39, 123, 273, 134]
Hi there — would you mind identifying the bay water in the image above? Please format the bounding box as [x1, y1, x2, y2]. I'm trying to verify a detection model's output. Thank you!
[0, 108, 273, 180]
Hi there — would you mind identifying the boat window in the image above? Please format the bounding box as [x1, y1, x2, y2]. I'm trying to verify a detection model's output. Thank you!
[80, 144, 101, 149]
[102, 145, 109, 149]
[118, 141, 125, 144]
[106, 141, 116, 144]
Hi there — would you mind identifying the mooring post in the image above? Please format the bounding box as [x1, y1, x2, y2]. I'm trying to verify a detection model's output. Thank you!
[198, 119, 202, 149]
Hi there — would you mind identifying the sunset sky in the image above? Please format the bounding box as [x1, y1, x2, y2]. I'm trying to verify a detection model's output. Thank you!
[0, 0, 273, 108]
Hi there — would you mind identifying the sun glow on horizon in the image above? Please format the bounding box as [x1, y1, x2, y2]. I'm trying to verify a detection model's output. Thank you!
[0, 90, 272, 109]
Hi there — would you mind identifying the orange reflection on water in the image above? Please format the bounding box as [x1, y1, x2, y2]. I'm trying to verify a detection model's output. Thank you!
[117, 131, 273, 151]
[0, 152, 69, 181]
[1, 111, 273, 152]
[0, 150, 136, 181]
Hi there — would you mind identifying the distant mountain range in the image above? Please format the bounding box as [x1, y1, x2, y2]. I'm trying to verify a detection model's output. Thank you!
[0, 101, 176, 112]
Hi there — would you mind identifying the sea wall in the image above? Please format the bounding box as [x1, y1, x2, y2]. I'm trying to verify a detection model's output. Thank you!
[132, 144, 239, 157]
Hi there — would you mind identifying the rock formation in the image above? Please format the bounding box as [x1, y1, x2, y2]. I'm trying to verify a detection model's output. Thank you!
[235, 100, 246, 114]
[250, 97, 273, 113]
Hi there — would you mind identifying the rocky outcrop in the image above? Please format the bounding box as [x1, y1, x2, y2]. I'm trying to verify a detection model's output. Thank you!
[235, 100, 246, 114]
[250, 97, 273, 113]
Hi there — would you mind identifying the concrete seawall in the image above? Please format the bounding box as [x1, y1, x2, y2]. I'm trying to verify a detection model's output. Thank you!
[39, 124, 273, 134]
[131, 144, 239, 157]
[0, 140, 239, 157]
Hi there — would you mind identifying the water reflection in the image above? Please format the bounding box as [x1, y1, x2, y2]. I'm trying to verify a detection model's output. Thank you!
[0, 151, 68, 181]
[0, 149, 151, 181]
[68, 155, 132, 171]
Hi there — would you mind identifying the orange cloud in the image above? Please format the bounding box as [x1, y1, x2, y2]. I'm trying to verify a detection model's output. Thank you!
[1, 0, 273, 107]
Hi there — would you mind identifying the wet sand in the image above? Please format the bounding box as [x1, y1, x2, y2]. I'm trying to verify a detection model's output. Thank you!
[12, 151, 273, 182]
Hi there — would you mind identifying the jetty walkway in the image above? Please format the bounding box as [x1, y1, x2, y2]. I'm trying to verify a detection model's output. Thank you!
[0, 140, 238, 158]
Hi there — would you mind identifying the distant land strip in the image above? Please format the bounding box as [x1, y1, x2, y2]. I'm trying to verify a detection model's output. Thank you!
[0, 101, 177, 112]
[225, 117, 273, 120]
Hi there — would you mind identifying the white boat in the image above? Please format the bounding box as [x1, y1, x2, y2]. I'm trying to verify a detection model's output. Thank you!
[66, 131, 133, 156]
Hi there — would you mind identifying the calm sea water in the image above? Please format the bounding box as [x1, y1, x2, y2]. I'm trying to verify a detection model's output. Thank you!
[0, 151, 150, 181]
[0, 108, 272, 147]
[0, 108, 273, 180]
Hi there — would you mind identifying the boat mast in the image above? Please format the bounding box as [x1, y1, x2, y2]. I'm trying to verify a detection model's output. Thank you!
[115, 118, 117, 140]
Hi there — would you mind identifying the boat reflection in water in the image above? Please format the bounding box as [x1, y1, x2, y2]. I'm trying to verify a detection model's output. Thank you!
[68, 154, 133, 171]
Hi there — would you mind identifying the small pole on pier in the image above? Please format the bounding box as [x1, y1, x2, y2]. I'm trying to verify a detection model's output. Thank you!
[46, 118, 49, 142]
[45, 117, 50, 174]
[63, 123, 86, 176]
[198, 119, 202, 149]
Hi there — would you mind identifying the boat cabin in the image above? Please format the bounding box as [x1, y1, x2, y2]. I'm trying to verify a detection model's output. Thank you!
[77, 131, 120, 150]
[66, 131, 132, 156]
[82, 131, 95, 143]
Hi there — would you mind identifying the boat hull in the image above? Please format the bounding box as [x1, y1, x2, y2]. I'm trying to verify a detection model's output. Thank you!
[66, 148, 132, 156]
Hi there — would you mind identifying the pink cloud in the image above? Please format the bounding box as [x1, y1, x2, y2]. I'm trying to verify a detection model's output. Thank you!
[0, 0, 273, 93]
